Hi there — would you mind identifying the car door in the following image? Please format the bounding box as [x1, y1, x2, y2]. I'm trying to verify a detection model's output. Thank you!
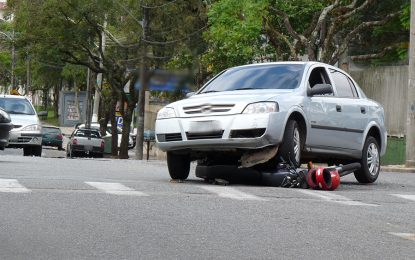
[305, 66, 346, 151]
[328, 69, 367, 151]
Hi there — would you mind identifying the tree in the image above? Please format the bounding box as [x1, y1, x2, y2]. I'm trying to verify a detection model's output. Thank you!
[204, 0, 407, 72]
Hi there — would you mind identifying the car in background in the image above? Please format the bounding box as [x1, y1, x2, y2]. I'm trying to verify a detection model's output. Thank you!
[0, 95, 45, 156]
[42, 126, 63, 150]
[155, 61, 387, 184]
[66, 128, 105, 158]
[76, 123, 134, 149]
[0, 107, 13, 150]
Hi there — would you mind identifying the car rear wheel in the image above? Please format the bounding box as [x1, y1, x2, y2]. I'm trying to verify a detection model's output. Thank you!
[167, 152, 191, 180]
[277, 120, 302, 167]
[354, 136, 380, 183]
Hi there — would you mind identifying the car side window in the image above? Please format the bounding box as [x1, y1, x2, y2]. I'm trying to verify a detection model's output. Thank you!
[330, 69, 356, 98]
[308, 67, 333, 96]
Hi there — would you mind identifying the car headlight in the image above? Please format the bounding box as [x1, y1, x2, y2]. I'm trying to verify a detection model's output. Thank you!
[157, 107, 176, 119]
[21, 124, 42, 131]
[0, 109, 11, 123]
[242, 102, 279, 114]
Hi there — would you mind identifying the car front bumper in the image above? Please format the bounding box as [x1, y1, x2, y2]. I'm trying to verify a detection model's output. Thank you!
[155, 112, 286, 152]
[7, 130, 42, 148]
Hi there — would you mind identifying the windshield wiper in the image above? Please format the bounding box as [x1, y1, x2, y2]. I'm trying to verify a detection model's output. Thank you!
[199, 90, 220, 94]
[233, 87, 256, 91]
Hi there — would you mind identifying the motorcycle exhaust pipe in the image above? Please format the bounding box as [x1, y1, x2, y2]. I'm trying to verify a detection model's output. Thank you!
[306, 163, 361, 191]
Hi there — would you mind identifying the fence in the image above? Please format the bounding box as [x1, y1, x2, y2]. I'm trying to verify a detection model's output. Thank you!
[350, 65, 408, 137]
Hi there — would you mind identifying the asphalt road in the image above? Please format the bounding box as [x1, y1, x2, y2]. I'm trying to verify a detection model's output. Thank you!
[0, 150, 414, 260]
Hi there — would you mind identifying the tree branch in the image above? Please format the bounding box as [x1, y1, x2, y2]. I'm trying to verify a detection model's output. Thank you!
[269, 7, 307, 45]
[350, 46, 395, 61]
[330, 12, 400, 64]
[263, 16, 297, 59]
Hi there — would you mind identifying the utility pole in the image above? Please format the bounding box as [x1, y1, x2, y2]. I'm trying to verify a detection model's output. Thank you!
[11, 30, 15, 93]
[85, 68, 92, 129]
[92, 16, 107, 123]
[135, 6, 149, 160]
[406, 0, 415, 167]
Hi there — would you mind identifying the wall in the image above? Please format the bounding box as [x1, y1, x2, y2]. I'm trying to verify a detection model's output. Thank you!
[350, 65, 408, 137]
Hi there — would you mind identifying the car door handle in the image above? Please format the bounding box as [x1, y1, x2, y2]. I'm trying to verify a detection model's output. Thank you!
[336, 105, 342, 112]
[361, 107, 366, 114]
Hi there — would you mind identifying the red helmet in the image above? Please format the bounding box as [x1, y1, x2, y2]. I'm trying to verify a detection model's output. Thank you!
[307, 167, 340, 191]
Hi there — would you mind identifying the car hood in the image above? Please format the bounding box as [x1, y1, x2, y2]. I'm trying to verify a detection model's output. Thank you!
[9, 114, 40, 129]
[169, 89, 294, 117]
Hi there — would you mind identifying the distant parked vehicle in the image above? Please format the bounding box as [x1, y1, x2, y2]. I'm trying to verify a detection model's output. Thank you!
[0, 107, 13, 150]
[66, 128, 105, 158]
[76, 123, 134, 149]
[0, 95, 46, 156]
[42, 126, 63, 150]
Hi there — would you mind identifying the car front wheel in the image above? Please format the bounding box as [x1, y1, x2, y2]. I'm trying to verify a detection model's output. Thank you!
[354, 136, 380, 183]
[277, 120, 302, 167]
[167, 152, 191, 180]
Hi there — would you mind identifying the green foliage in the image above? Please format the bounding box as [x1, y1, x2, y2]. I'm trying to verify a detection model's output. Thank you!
[203, 0, 268, 73]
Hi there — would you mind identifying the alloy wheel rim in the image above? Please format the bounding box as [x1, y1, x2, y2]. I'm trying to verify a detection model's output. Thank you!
[293, 128, 301, 163]
[367, 143, 379, 176]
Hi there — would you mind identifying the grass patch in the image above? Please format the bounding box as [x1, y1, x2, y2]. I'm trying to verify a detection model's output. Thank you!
[34, 106, 60, 126]
[381, 137, 406, 165]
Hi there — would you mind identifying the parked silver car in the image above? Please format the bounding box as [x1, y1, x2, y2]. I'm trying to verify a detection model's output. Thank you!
[155, 62, 387, 183]
[0, 95, 44, 156]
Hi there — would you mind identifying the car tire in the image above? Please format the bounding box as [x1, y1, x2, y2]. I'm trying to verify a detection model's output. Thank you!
[33, 146, 42, 157]
[23, 146, 32, 156]
[354, 136, 380, 183]
[277, 120, 302, 167]
[167, 152, 191, 180]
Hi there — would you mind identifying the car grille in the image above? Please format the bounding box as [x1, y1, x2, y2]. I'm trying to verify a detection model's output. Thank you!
[17, 137, 32, 143]
[157, 133, 182, 142]
[186, 131, 224, 140]
[230, 128, 266, 138]
[182, 104, 235, 115]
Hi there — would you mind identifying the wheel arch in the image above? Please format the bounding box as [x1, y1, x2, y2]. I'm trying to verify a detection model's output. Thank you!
[285, 110, 308, 146]
[363, 124, 384, 154]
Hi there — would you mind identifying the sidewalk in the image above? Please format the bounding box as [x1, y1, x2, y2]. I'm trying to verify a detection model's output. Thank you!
[381, 165, 415, 173]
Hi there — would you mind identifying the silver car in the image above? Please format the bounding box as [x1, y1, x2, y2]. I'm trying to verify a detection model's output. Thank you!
[0, 95, 44, 156]
[155, 62, 387, 183]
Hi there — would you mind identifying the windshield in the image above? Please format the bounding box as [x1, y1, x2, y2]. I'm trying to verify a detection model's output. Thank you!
[43, 127, 61, 134]
[200, 64, 305, 93]
[0, 98, 36, 115]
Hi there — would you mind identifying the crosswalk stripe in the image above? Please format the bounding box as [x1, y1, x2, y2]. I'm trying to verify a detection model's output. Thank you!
[296, 189, 378, 206]
[85, 182, 149, 196]
[391, 194, 415, 202]
[389, 232, 415, 241]
[0, 179, 31, 193]
[199, 186, 267, 201]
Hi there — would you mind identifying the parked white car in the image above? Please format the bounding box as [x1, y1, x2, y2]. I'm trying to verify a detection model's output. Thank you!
[0, 95, 45, 156]
[155, 62, 387, 183]
[76, 123, 134, 149]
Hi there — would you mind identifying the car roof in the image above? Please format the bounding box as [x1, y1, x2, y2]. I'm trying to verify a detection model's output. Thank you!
[43, 125, 60, 129]
[0, 94, 29, 100]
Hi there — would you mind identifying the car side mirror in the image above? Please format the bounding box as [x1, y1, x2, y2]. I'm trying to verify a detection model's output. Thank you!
[38, 111, 48, 117]
[309, 84, 333, 96]
[186, 92, 195, 98]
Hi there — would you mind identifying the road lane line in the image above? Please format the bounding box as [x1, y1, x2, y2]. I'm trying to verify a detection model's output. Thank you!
[0, 179, 31, 193]
[389, 232, 415, 241]
[199, 186, 267, 201]
[85, 182, 149, 196]
[391, 194, 415, 202]
[296, 189, 378, 206]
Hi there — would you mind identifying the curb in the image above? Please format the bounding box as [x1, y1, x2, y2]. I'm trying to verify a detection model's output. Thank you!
[381, 166, 415, 173]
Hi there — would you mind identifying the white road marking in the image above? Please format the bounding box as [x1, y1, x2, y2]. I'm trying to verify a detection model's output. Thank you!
[85, 182, 149, 196]
[0, 179, 31, 193]
[389, 232, 415, 241]
[296, 189, 378, 206]
[391, 194, 415, 202]
[199, 186, 267, 201]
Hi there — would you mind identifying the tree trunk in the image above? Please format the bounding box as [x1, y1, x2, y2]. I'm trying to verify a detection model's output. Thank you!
[119, 106, 132, 159]
[110, 92, 118, 157]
